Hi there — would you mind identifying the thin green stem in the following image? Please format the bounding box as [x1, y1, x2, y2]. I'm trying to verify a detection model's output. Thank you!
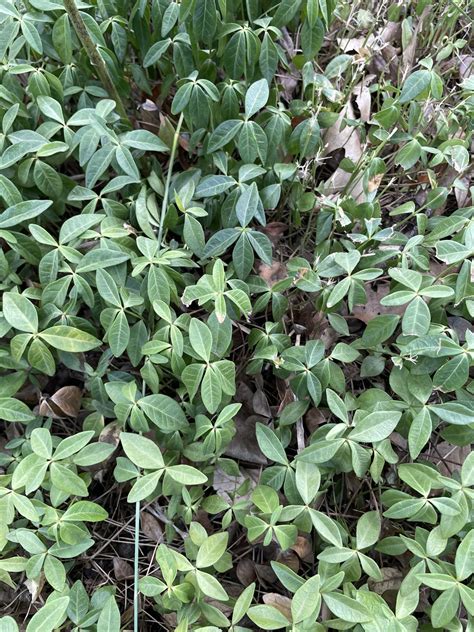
[156, 113, 184, 254]
[130, 116, 183, 632]
[62, 0, 130, 125]
[134, 500, 140, 632]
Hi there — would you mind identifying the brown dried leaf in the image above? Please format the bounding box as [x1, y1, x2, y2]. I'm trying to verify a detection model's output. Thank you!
[212, 465, 258, 504]
[255, 563, 277, 586]
[323, 103, 364, 201]
[258, 261, 287, 287]
[368, 567, 403, 595]
[262, 222, 288, 245]
[402, 6, 430, 77]
[433, 442, 471, 477]
[354, 82, 372, 122]
[352, 283, 405, 324]
[305, 407, 329, 434]
[99, 422, 121, 448]
[337, 35, 376, 53]
[236, 558, 256, 586]
[24, 575, 44, 603]
[141, 511, 163, 542]
[113, 557, 134, 580]
[291, 535, 313, 562]
[253, 390, 272, 418]
[225, 414, 267, 465]
[49, 386, 82, 417]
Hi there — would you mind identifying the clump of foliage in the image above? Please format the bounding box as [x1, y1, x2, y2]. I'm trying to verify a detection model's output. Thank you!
[0, 0, 473, 629]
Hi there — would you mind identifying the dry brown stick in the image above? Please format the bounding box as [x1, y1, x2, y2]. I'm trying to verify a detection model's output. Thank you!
[63, 0, 129, 124]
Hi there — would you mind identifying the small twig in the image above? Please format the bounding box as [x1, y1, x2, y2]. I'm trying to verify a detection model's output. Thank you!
[62, 0, 130, 124]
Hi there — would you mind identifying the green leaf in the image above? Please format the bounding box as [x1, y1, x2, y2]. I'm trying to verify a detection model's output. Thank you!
[0, 398, 35, 423]
[39, 326, 101, 352]
[455, 529, 474, 581]
[30, 428, 52, 459]
[63, 501, 108, 522]
[108, 310, 130, 357]
[349, 410, 402, 443]
[97, 596, 121, 632]
[25, 596, 69, 632]
[232, 582, 255, 625]
[430, 402, 474, 425]
[44, 555, 66, 591]
[196, 532, 228, 568]
[322, 593, 371, 623]
[195, 175, 235, 198]
[408, 407, 432, 459]
[189, 318, 212, 362]
[291, 575, 321, 623]
[53, 431, 94, 460]
[166, 464, 208, 485]
[195, 569, 228, 601]
[76, 249, 130, 273]
[245, 79, 269, 118]
[309, 509, 343, 547]
[120, 433, 164, 469]
[433, 354, 469, 392]
[138, 394, 188, 432]
[127, 470, 162, 502]
[193, 0, 217, 43]
[431, 587, 459, 628]
[356, 511, 381, 549]
[143, 39, 171, 67]
[251, 485, 280, 513]
[208, 120, 242, 152]
[361, 314, 400, 346]
[399, 70, 432, 103]
[236, 182, 260, 227]
[122, 130, 169, 152]
[201, 364, 222, 413]
[50, 463, 88, 496]
[402, 296, 431, 336]
[0, 200, 52, 228]
[248, 604, 290, 629]
[256, 423, 288, 465]
[3, 292, 38, 333]
[272, 0, 302, 27]
[52, 13, 72, 63]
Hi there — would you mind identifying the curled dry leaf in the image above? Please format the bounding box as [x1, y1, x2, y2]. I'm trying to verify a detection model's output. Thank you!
[24, 575, 44, 603]
[39, 385, 82, 418]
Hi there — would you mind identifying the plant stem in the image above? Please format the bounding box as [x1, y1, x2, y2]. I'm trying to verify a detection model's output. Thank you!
[156, 113, 184, 253]
[134, 500, 140, 632]
[62, 0, 130, 124]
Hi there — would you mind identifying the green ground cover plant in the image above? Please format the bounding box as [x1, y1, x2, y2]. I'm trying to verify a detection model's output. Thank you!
[0, 0, 473, 629]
